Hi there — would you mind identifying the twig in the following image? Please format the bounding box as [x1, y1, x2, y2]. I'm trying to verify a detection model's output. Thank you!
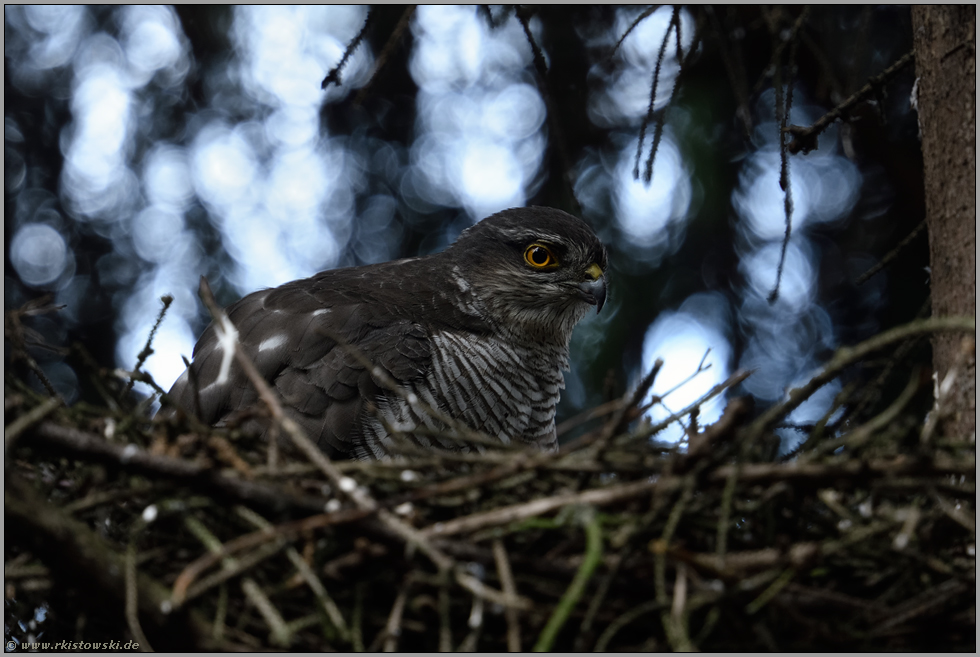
[438, 576, 452, 652]
[236, 507, 351, 642]
[381, 580, 410, 652]
[172, 508, 372, 605]
[746, 316, 975, 435]
[856, 220, 927, 285]
[322, 8, 373, 89]
[786, 50, 914, 154]
[634, 6, 678, 183]
[745, 567, 795, 615]
[870, 579, 968, 635]
[802, 368, 920, 459]
[33, 422, 330, 515]
[532, 508, 604, 651]
[125, 541, 153, 652]
[768, 10, 801, 304]
[4, 395, 62, 452]
[241, 578, 291, 647]
[126, 295, 172, 396]
[594, 599, 664, 652]
[591, 358, 663, 455]
[352, 5, 416, 108]
[351, 582, 366, 652]
[631, 369, 753, 442]
[422, 477, 679, 538]
[492, 539, 522, 652]
[610, 6, 659, 60]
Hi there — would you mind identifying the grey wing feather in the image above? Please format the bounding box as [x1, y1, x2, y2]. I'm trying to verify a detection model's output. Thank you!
[165, 279, 433, 458]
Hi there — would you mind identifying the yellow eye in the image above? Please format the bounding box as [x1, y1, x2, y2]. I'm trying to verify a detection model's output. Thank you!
[524, 244, 557, 269]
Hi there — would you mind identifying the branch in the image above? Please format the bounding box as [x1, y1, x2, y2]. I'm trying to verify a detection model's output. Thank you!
[32, 422, 328, 514]
[746, 315, 975, 434]
[786, 50, 914, 154]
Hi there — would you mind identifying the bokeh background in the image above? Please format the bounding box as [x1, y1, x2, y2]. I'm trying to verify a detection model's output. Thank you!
[4, 5, 927, 453]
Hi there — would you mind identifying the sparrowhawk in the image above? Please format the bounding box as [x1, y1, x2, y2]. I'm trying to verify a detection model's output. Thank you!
[165, 206, 608, 460]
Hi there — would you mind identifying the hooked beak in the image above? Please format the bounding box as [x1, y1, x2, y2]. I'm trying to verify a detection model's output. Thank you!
[577, 264, 607, 313]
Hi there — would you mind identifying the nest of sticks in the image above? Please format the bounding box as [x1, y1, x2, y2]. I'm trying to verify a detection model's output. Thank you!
[4, 297, 976, 651]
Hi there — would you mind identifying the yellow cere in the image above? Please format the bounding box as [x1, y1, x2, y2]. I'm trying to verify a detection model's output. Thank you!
[585, 263, 603, 281]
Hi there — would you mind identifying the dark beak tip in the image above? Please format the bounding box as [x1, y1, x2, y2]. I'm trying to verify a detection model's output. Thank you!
[578, 276, 607, 314]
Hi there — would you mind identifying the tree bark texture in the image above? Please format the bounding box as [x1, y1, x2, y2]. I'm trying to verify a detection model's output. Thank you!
[911, 6, 976, 439]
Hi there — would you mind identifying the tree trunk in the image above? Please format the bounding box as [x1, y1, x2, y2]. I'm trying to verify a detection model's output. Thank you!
[911, 6, 976, 439]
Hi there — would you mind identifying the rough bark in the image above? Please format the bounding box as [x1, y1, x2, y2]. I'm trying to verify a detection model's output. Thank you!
[911, 6, 976, 439]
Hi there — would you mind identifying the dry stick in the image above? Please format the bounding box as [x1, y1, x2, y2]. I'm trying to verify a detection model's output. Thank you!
[492, 539, 522, 652]
[593, 599, 665, 652]
[590, 358, 663, 456]
[126, 295, 173, 396]
[5, 301, 65, 402]
[352, 5, 415, 108]
[856, 219, 928, 285]
[171, 508, 372, 605]
[786, 50, 914, 154]
[438, 577, 452, 652]
[634, 6, 677, 181]
[212, 585, 228, 642]
[241, 579, 291, 648]
[321, 8, 372, 89]
[33, 422, 329, 516]
[768, 14, 798, 304]
[930, 490, 976, 533]
[802, 368, 920, 460]
[351, 582, 366, 652]
[183, 516, 291, 647]
[4, 395, 62, 452]
[652, 478, 694, 609]
[422, 477, 681, 539]
[125, 541, 153, 652]
[838, 297, 931, 431]
[555, 398, 623, 438]
[381, 580, 410, 652]
[236, 506, 351, 642]
[666, 562, 693, 651]
[610, 5, 659, 59]
[746, 316, 975, 437]
[870, 578, 968, 636]
[631, 369, 753, 443]
[641, 10, 705, 184]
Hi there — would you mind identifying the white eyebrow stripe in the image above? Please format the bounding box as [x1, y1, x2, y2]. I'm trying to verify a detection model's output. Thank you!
[312, 309, 330, 316]
[258, 334, 288, 352]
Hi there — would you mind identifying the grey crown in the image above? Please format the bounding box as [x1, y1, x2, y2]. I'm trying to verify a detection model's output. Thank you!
[165, 206, 608, 460]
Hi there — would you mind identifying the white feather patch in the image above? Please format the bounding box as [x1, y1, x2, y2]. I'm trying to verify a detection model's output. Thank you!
[258, 334, 287, 352]
[214, 314, 239, 385]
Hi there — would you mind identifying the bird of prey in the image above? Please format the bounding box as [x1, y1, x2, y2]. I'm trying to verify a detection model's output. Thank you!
[166, 206, 608, 460]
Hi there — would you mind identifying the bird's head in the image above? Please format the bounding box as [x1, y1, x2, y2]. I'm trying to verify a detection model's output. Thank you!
[446, 206, 608, 344]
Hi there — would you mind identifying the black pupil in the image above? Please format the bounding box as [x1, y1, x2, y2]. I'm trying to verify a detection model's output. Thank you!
[531, 247, 548, 265]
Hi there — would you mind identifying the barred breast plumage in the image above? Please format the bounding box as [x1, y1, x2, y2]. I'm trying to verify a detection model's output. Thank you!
[164, 206, 608, 460]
